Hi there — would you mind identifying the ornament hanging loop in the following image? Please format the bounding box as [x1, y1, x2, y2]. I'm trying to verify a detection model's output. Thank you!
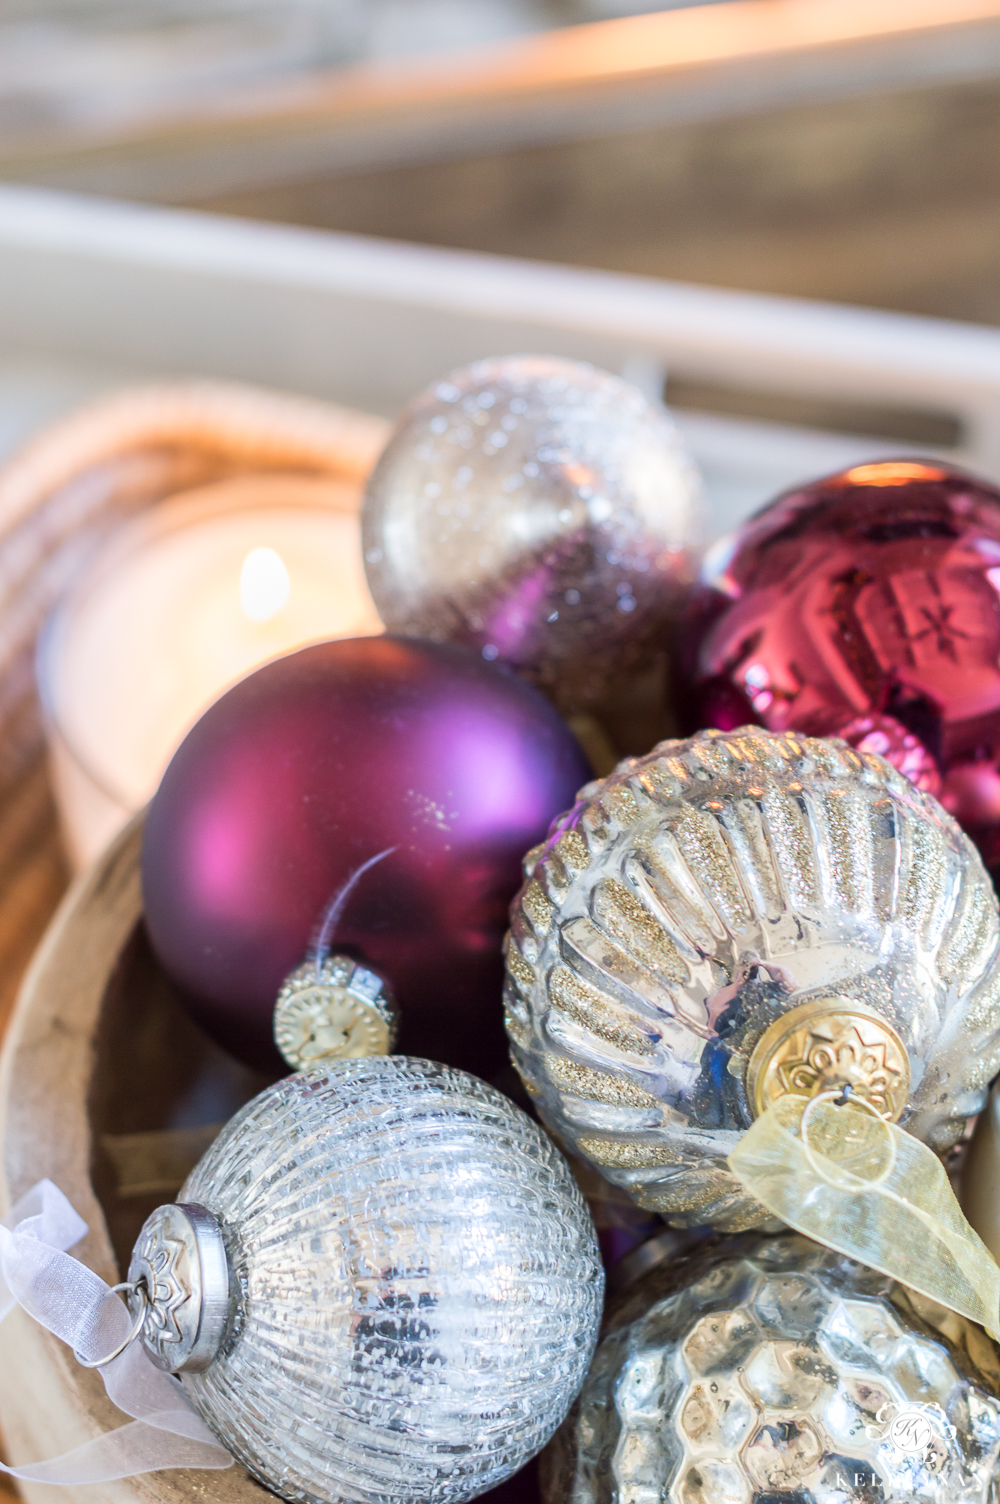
[73, 1279, 149, 1369]
[728, 1089, 1000, 1341]
[798, 1086, 898, 1191]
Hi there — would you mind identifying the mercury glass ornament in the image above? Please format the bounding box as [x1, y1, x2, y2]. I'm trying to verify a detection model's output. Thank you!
[128, 1055, 604, 1504]
[544, 1232, 1000, 1504]
[362, 356, 701, 709]
[505, 726, 1000, 1231]
[680, 458, 1000, 872]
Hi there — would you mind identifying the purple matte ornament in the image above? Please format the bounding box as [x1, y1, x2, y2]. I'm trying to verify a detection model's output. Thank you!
[142, 636, 591, 1076]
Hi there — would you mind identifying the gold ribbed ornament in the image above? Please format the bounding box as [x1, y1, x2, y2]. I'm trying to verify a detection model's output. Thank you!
[505, 726, 1000, 1233]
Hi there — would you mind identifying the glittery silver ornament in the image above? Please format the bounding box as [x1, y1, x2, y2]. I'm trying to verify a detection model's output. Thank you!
[505, 726, 1000, 1231]
[361, 355, 701, 709]
[127, 1056, 604, 1504]
[544, 1232, 1000, 1504]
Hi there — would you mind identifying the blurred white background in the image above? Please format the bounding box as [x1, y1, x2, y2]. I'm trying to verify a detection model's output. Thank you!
[0, 0, 729, 141]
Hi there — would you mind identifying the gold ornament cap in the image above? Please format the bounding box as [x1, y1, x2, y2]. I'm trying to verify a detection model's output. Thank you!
[746, 996, 911, 1123]
[273, 956, 397, 1071]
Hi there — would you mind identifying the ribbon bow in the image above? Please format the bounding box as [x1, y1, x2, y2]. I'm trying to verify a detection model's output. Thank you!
[0, 1179, 232, 1483]
[729, 1093, 1000, 1339]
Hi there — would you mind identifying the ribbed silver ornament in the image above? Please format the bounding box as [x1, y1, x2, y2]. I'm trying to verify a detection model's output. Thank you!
[175, 1056, 604, 1504]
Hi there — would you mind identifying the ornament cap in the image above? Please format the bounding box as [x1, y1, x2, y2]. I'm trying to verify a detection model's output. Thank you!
[746, 996, 911, 1123]
[129, 1202, 230, 1374]
[273, 956, 398, 1071]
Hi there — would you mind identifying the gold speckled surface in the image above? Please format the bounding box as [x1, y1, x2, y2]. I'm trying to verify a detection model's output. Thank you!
[815, 788, 873, 913]
[759, 785, 818, 909]
[552, 829, 589, 877]
[591, 878, 690, 984]
[541, 1054, 662, 1109]
[576, 1136, 686, 1168]
[549, 966, 656, 1055]
[505, 726, 1000, 1232]
[672, 804, 752, 929]
[520, 879, 556, 936]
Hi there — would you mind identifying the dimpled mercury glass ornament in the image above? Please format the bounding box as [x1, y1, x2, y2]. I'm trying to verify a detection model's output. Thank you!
[362, 356, 701, 709]
[544, 1232, 1000, 1504]
[127, 1056, 604, 1504]
[505, 725, 1000, 1232]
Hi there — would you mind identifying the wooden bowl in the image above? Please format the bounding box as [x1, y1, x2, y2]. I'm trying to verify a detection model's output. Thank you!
[0, 379, 389, 1498]
[0, 814, 275, 1503]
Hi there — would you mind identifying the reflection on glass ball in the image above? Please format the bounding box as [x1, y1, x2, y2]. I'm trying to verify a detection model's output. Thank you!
[505, 727, 1000, 1231]
[545, 1232, 1000, 1504]
[680, 459, 1000, 872]
[180, 1056, 605, 1504]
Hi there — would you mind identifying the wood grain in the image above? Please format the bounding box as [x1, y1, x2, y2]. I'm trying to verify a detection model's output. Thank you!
[0, 819, 271, 1504]
[202, 72, 1000, 331]
[6, 0, 1000, 196]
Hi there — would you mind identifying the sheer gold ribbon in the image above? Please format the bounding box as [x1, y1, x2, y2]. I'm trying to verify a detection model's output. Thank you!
[728, 1093, 1000, 1340]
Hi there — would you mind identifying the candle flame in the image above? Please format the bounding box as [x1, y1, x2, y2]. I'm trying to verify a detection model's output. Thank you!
[240, 547, 290, 623]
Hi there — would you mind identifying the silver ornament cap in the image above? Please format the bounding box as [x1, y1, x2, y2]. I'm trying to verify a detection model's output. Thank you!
[362, 355, 701, 708]
[128, 1202, 230, 1373]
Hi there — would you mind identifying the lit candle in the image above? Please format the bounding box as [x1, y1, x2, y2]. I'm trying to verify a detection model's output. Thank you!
[39, 473, 382, 870]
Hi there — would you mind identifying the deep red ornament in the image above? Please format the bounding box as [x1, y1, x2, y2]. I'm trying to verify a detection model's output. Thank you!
[680, 459, 1000, 870]
[142, 636, 590, 1077]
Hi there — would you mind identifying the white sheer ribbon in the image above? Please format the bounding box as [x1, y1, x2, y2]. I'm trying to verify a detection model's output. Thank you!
[0, 1179, 233, 1482]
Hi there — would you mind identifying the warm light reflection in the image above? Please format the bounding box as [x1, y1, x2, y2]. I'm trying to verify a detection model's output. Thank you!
[844, 462, 947, 487]
[240, 547, 290, 623]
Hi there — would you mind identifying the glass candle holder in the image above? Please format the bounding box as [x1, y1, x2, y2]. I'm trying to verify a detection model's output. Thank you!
[38, 472, 382, 870]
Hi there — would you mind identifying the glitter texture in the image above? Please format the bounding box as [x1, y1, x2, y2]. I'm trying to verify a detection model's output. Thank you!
[544, 1233, 1000, 1504]
[361, 356, 701, 709]
[506, 726, 1000, 1230]
[179, 1057, 604, 1504]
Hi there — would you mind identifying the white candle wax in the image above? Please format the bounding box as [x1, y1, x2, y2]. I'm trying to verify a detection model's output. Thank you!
[41, 473, 382, 870]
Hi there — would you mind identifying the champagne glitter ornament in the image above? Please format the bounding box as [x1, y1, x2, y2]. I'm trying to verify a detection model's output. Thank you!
[362, 356, 701, 709]
[544, 1232, 1000, 1504]
[505, 726, 1000, 1232]
[127, 1056, 604, 1504]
